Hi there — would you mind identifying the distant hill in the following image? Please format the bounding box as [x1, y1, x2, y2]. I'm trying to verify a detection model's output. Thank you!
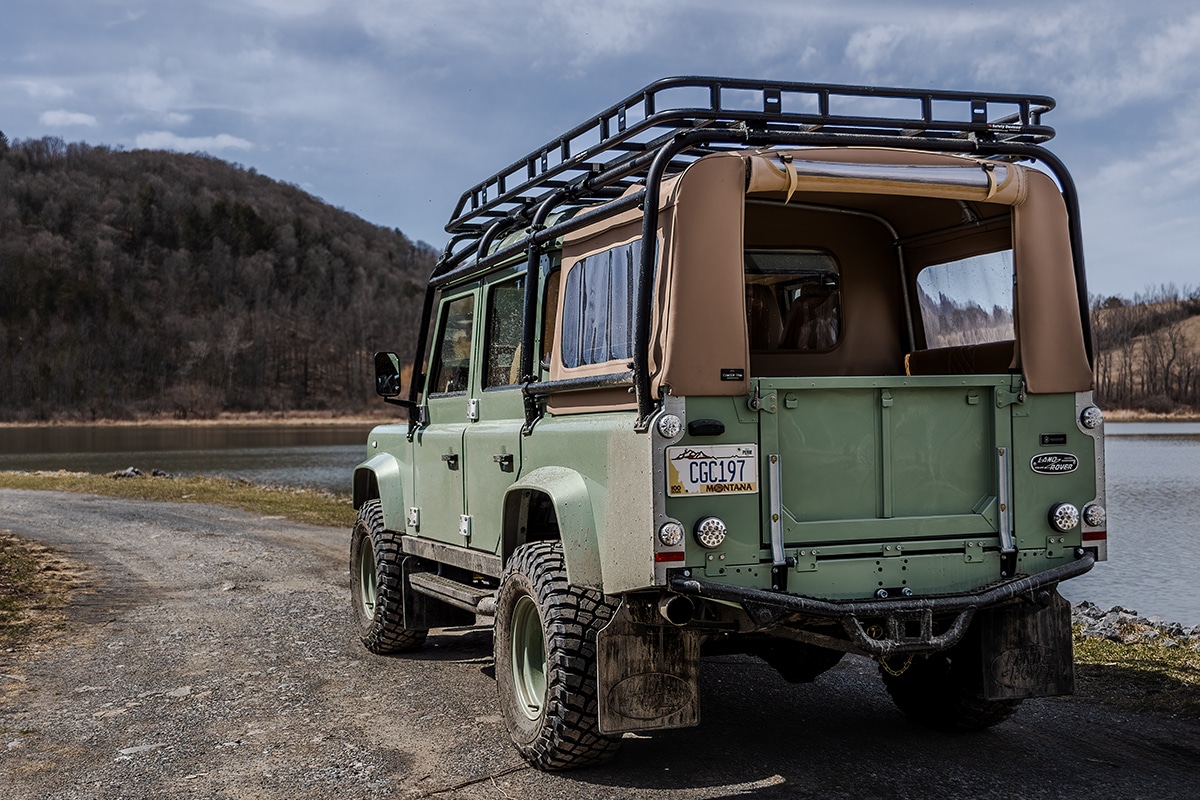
[0, 134, 436, 421]
[1092, 289, 1200, 414]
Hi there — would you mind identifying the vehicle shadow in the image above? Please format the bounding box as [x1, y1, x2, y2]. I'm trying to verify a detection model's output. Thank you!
[569, 654, 1200, 798]
[369, 625, 1200, 798]
[399, 625, 493, 663]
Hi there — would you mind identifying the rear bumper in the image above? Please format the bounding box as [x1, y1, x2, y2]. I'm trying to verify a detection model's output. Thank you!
[668, 551, 1094, 656]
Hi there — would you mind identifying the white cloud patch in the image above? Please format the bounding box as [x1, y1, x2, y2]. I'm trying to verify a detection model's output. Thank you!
[14, 79, 72, 99]
[135, 131, 253, 152]
[845, 25, 905, 73]
[39, 110, 97, 127]
[120, 69, 190, 113]
[163, 112, 192, 126]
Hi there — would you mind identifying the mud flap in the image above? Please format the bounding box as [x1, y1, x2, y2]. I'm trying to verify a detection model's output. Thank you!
[595, 598, 701, 734]
[979, 591, 1074, 700]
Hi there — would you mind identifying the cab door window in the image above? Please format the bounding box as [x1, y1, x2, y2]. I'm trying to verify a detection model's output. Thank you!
[429, 294, 475, 395]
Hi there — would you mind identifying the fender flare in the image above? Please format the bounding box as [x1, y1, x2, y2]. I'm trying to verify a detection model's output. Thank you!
[354, 453, 406, 533]
[503, 466, 603, 589]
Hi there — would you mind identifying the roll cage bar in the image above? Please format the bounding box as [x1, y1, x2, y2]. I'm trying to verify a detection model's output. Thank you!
[402, 77, 1088, 435]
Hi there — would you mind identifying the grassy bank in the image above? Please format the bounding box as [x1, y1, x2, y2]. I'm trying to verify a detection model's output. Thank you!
[0, 530, 81, 646]
[1073, 635, 1200, 716]
[0, 470, 355, 529]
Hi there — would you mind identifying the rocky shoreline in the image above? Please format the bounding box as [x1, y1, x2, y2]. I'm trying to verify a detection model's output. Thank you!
[1073, 601, 1200, 649]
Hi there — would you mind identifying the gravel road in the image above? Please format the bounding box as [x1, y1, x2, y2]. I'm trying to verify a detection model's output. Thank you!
[2, 488, 1198, 799]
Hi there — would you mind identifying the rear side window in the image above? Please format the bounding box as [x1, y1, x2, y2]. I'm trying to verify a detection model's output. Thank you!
[916, 250, 1014, 348]
[483, 277, 525, 388]
[744, 250, 841, 351]
[560, 241, 642, 368]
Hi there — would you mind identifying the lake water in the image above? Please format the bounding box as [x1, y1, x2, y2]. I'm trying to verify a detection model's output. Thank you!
[1, 420, 1196, 624]
[1057, 422, 1200, 625]
[0, 424, 375, 494]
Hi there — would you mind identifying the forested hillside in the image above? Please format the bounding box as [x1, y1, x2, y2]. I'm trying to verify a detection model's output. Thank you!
[1092, 287, 1200, 413]
[0, 134, 435, 421]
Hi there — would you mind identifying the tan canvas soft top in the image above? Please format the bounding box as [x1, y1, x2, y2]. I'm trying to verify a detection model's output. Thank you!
[554, 147, 1090, 402]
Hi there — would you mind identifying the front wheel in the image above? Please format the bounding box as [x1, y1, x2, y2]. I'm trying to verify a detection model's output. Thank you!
[494, 541, 620, 770]
[350, 500, 427, 654]
[881, 651, 1022, 730]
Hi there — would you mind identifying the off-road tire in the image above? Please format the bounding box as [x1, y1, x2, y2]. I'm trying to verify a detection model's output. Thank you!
[880, 651, 1022, 730]
[494, 541, 620, 771]
[350, 500, 427, 654]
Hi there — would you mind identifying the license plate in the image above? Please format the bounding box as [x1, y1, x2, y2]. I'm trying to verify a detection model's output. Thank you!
[666, 444, 758, 496]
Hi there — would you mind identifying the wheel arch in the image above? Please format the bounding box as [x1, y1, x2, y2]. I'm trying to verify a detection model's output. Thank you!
[354, 452, 407, 533]
[502, 466, 603, 589]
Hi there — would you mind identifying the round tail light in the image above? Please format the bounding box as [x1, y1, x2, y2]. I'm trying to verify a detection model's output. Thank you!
[1049, 502, 1080, 532]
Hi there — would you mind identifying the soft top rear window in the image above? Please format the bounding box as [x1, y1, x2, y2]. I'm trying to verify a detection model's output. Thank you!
[744, 250, 841, 352]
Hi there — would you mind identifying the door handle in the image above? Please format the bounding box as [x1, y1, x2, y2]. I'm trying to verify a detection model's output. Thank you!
[492, 453, 514, 473]
[441, 453, 459, 470]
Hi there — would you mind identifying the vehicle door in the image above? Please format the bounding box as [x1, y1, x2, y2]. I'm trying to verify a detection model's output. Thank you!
[462, 273, 526, 553]
[412, 287, 477, 545]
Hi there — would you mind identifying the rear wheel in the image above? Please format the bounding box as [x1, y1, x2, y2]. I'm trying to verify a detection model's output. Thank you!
[350, 500, 427, 653]
[881, 651, 1021, 730]
[494, 541, 620, 770]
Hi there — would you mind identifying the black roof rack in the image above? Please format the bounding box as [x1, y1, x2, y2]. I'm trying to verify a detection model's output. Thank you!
[445, 76, 1056, 238]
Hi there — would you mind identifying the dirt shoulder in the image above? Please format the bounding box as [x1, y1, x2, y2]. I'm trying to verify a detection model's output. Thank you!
[1, 490, 1198, 799]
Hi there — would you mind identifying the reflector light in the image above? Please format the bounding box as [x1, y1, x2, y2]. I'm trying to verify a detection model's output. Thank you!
[654, 551, 686, 562]
[1082, 531, 1107, 542]
[1083, 504, 1106, 528]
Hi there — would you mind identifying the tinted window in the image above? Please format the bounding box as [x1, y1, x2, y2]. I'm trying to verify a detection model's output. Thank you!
[560, 241, 641, 368]
[916, 250, 1014, 348]
[429, 294, 475, 395]
[744, 250, 841, 351]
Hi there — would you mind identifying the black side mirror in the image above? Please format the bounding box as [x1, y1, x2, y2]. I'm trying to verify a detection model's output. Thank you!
[374, 351, 403, 397]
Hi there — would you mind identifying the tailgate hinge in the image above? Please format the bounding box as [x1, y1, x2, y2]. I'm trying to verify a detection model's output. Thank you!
[995, 383, 1026, 408]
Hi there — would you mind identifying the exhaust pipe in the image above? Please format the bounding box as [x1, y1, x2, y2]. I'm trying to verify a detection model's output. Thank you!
[657, 594, 695, 626]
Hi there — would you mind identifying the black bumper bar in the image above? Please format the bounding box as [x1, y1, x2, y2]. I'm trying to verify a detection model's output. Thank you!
[669, 552, 1095, 656]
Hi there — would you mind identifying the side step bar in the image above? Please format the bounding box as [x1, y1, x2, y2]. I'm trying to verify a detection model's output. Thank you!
[408, 572, 497, 616]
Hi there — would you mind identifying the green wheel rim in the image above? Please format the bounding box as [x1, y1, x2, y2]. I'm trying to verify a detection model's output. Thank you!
[511, 594, 547, 721]
[359, 542, 378, 620]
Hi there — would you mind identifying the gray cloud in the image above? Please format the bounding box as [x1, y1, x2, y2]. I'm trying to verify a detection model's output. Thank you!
[0, 0, 1196, 294]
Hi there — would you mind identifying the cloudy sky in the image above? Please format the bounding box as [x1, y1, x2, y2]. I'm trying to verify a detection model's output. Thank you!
[3, 0, 1197, 297]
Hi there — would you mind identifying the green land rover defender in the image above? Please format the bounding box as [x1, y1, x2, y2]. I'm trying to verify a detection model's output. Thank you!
[352, 77, 1107, 770]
